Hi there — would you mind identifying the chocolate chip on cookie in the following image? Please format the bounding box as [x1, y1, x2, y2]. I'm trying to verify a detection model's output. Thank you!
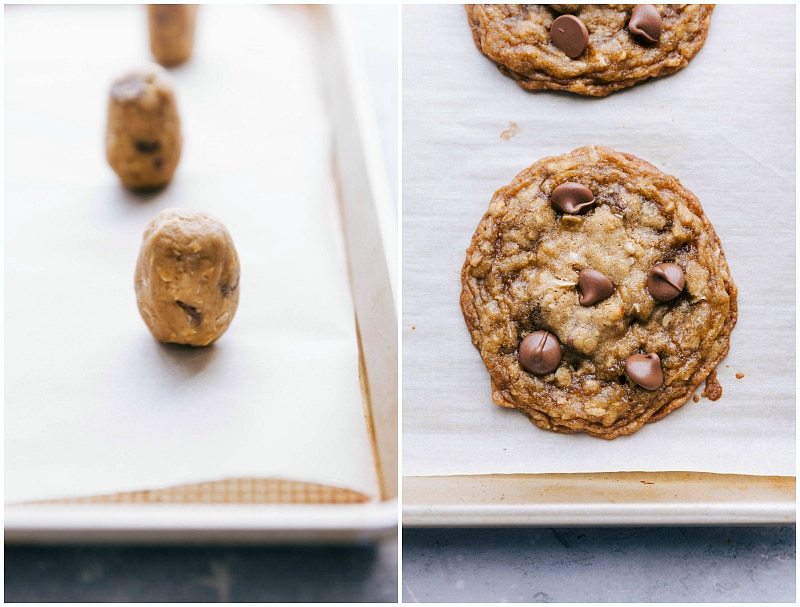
[625, 353, 664, 390]
[577, 269, 614, 307]
[466, 4, 714, 96]
[519, 330, 563, 375]
[550, 182, 595, 215]
[647, 262, 685, 302]
[550, 14, 589, 59]
[460, 146, 737, 438]
[628, 4, 663, 44]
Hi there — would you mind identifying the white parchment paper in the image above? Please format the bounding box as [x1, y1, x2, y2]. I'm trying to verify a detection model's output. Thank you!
[402, 5, 795, 478]
[5, 5, 377, 503]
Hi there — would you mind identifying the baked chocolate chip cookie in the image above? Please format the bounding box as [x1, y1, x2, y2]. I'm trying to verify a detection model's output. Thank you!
[466, 4, 714, 96]
[460, 146, 737, 438]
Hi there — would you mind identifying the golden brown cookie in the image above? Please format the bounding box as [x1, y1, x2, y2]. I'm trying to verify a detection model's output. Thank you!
[105, 64, 182, 190]
[460, 146, 737, 438]
[465, 4, 714, 96]
[135, 208, 240, 346]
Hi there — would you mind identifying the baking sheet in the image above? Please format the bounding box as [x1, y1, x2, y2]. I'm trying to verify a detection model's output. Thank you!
[402, 5, 795, 482]
[403, 473, 796, 527]
[5, 5, 378, 504]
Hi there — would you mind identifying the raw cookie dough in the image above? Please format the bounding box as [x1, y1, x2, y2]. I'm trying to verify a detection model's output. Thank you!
[105, 64, 182, 190]
[135, 208, 240, 346]
[148, 4, 198, 67]
[465, 4, 714, 96]
[460, 146, 737, 439]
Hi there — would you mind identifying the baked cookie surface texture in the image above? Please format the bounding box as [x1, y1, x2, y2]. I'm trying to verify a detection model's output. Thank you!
[465, 4, 714, 96]
[135, 209, 240, 347]
[460, 146, 737, 438]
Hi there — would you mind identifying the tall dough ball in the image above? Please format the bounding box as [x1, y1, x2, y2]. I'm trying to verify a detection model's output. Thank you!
[135, 209, 240, 346]
[105, 64, 181, 190]
[148, 5, 198, 67]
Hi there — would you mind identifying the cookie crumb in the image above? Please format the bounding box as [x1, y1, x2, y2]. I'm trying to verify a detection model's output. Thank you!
[411, 325, 416, 330]
[500, 122, 520, 140]
[735, 372, 744, 379]
[701, 369, 723, 401]
[693, 394, 699, 403]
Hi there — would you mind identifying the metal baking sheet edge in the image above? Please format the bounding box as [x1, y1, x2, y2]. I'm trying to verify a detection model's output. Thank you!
[5, 500, 398, 544]
[402, 473, 795, 527]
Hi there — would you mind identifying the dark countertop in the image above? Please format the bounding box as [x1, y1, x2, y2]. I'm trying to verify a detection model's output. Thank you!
[402, 526, 795, 603]
[5, 535, 398, 602]
[7, 527, 794, 602]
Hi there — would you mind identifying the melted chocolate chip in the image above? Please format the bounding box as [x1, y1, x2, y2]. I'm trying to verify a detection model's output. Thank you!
[550, 14, 589, 59]
[577, 268, 614, 306]
[629, 5, 662, 44]
[519, 330, 562, 375]
[550, 182, 595, 215]
[625, 353, 663, 390]
[647, 263, 685, 302]
[135, 140, 161, 154]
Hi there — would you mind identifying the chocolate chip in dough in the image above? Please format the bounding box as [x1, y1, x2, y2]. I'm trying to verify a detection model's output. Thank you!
[519, 330, 562, 375]
[648, 263, 685, 302]
[629, 5, 663, 44]
[175, 300, 202, 327]
[135, 140, 161, 154]
[550, 182, 595, 215]
[577, 268, 614, 306]
[550, 14, 589, 59]
[625, 353, 664, 390]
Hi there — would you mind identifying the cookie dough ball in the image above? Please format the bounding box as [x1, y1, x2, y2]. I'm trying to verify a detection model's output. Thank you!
[105, 64, 182, 190]
[148, 5, 198, 67]
[135, 209, 240, 346]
